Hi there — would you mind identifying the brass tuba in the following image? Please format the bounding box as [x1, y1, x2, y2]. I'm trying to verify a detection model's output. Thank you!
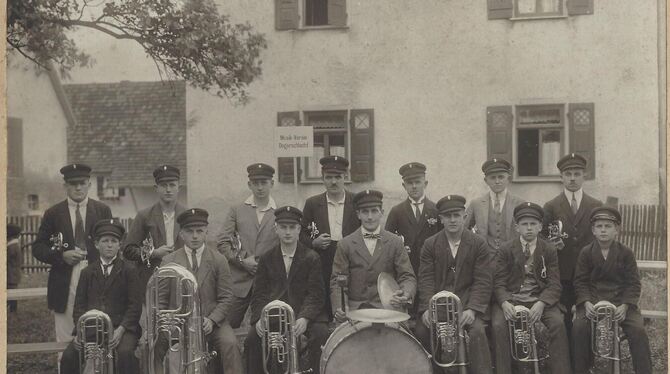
[77, 309, 115, 374]
[260, 300, 313, 374]
[428, 291, 468, 373]
[145, 263, 216, 374]
[140, 233, 155, 268]
[508, 305, 547, 374]
[590, 301, 621, 374]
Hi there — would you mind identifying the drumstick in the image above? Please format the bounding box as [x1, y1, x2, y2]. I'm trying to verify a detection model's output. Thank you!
[336, 273, 348, 313]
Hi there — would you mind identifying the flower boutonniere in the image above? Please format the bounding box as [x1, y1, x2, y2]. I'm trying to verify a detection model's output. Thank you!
[427, 217, 438, 227]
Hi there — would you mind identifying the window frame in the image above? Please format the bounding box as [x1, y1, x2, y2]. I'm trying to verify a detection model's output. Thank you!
[97, 175, 122, 200]
[300, 110, 351, 183]
[512, 0, 565, 19]
[27, 194, 39, 211]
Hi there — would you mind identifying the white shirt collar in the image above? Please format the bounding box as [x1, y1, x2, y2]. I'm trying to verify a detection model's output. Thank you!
[519, 237, 538, 255]
[245, 195, 277, 211]
[68, 197, 89, 208]
[281, 244, 298, 258]
[409, 195, 426, 205]
[326, 193, 346, 205]
[100, 256, 117, 267]
[564, 188, 583, 205]
[186, 244, 206, 256]
[362, 226, 382, 236]
[489, 189, 508, 203]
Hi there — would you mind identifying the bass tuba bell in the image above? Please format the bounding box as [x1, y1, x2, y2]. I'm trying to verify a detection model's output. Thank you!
[590, 301, 621, 374]
[77, 309, 115, 374]
[145, 263, 216, 374]
[428, 291, 468, 373]
[260, 300, 312, 374]
[508, 305, 547, 374]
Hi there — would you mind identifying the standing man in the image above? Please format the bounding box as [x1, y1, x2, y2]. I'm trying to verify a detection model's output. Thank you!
[466, 158, 525, 251]
[416, 195, 494, 374]
[542, 153, 602, 336]
[217, 162, 279, 328]
[7, 223, 23, 312]
[330, 190, 416, 320]
[32, 164, 112, 346]
[301, 156, 360, 318]
[246, 206, 329, 374]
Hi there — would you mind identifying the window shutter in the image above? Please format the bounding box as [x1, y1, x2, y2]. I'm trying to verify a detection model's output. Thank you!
[567, 0, 593, 15]
[275, 0, 299, 30]
[486, 106, 513, 164]
[328, 0, 347, 27]
[349, 109, 374, 182]
[277, 112, 301, 183]
[7, 117, 23, 178]
[487, 0, 513, 19]
[568, 103, 595, 179]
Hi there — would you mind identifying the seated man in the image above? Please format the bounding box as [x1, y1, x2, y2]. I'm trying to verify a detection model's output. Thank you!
[491, 202, 571, 374]
[572, 206, 652, 374]
[245, 206, 329, 374]
[60, 219, 142, 374]
[415, 195, 493, 374]
[330, 189, 416, 319]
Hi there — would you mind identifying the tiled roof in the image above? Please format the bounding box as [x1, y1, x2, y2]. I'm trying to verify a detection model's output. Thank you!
[62, 80, 187, 187]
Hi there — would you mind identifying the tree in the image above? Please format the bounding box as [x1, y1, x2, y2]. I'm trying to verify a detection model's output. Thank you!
[7, 0, 267, 102]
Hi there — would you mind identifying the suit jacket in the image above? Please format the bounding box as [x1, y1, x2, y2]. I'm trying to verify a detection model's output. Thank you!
[465, 192, 525, 250]
[494, 237, 562, 307]
[216, 201, 279, 297]
[72, 258, 142, 334]
[330, 229, 416, 312]
[161, 246, 233, 326]
[385, 198, 443, 274]
[542, 192, 603, 280]
[123, 202, 186, 295]
[249, 243, 327, 324]
[32, 199, 113, 313]
[7, 240, 22, 286]
[300, 191, 360, 248]
[574, 241, 641, 308]
[418, 229, 493, 315]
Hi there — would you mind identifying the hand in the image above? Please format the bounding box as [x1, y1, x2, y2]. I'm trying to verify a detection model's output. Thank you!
[312, 233, 332, 250]
[459, 309, 476, 329]
[151, 245, 175, 259]
[255, 320, 263, 337]
[501, 301, 517, 321]
[421, 310, 431, 327]
[334, 308, 347, 323]
[529, 301, 546, 324]
[614, 304, 629, 322]
[293, 317, 308, 336]
[241, 257, 258, 275]
[109, 326, 125, 349]
[202, 318, 214, 335]
[62, 248, 86, 266]
[549, 237, 565, 251]
[72, 335, 82, 350]
[584, 301, 596, 319]
[390, 290, 410, 309]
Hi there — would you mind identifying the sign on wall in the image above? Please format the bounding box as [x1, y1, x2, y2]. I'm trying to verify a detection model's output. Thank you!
[274, 126, 314, 157]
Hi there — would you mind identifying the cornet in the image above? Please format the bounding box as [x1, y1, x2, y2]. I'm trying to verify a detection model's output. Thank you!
[77, 309, 115, 374]
[50, 232, 69, 251]
[429, 291, 468, 373]
[547, 220, 568, 246]
[590, 301, 621, 374]
[140, 233, 155, 268]
[231, 231, 244, 263]
[260, 300, 313, 374]
[508, 305, 547, 374]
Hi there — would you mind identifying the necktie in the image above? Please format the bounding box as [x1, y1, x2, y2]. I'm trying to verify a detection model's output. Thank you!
[363, 232, 381, 240]
[190, 249, 199, 273]
[413, 203, 421, 221]
[75, 203, 86, 250]
[571, 193, 579, 215]
[494, 194, 501, 214]
[102, 263, 112, 277]
[284, 255, 293, 275]
[523, 242, 531, 258]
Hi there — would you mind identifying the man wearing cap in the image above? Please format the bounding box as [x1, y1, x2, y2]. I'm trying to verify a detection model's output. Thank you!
[491, 202, 570, 374]
[245, 206, 329, 374]
[466, 158, 525, 251]
[156, 208, 243, 373]
[32, 163, 113, 346]
[542, 153, 602, 337]
[572, 206, 650, 374]
[60, 219, 142, 374]
[416, 195, 493, 374]
[217, 162, 279, 328]
[7, 223, 22, 312]
[301, 156, 360, 319]
[330, 190, 416, 320]
[385, 162, 442, 318]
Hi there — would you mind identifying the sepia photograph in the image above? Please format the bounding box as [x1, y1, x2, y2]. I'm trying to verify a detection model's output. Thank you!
[4, 0, 668, 373]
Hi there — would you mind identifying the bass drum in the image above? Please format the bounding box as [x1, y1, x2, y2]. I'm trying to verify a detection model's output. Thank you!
[320, 321, 432, 374]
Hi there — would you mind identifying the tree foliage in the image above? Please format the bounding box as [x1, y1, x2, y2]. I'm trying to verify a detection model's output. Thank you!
[7, 0, 267, 102]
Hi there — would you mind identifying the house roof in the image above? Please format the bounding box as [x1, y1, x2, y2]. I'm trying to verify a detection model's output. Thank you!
[62, 80, 187, 187]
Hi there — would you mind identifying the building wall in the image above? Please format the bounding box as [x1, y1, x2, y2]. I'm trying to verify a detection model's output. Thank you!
[87, 180, 188, 219]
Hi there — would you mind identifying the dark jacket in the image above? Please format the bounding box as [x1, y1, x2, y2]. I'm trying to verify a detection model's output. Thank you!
[7, 239, 22, 286]
[542, 192, 602, 280]
[32, 199, 113, 313]
[300, 191, 360, 248]
[249, 243, 327, 324]
[72, 257, 142, 334]
[494, 237, 562, 307]
[418, 229, 493, 315]
[574, 241, 641, 308]
[385, 198, 443, 274]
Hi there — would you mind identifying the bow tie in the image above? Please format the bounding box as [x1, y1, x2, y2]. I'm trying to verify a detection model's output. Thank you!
[363, 233, 381, 240]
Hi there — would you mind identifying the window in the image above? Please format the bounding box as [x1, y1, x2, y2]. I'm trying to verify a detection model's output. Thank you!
[97, 176, 124, 199]
[305, 0, 328, 26]
[275, 0, 347, 30]
[487, 0, 592, 19]
[276, 109, 374, 183]
[7, 117, 23, 178]
[27, 194, 39, 210]
[486, 103, 595, 181]
[515, 0, 563, 17]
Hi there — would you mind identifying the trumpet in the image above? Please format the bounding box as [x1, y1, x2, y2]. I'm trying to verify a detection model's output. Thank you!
[307, 222, 319, 240]
[428, 291, 468, 373]
[590, 301, 621, 374]
[260, 300, 313, 374]
[50, 232, 69, 251]
[508, 305, 546, 374]
[140, 233, 155, 268]
[77, 309, 115, 374]
[547, 220, 568, 241]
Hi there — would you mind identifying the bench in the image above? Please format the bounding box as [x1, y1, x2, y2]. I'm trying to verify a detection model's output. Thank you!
[8, 342, 69, 354]
[7, 287, 47, 301]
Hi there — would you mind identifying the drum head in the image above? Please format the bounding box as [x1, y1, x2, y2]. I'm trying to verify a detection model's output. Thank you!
[346, 308, 409, 323]
[377, 272, 402, 311]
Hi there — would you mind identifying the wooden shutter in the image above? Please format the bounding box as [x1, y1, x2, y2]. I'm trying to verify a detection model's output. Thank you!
[7, 117, 23, 178]
[275, 0, 299, 30]
[567, 0, 593, 15]
[349, 109, 374, 182]
[568, 103, 595, 179]
[488, 0, 513, 19]
[277, 112, 301, 183]
[486, 106, 514, 164]
[328, 0, 347, 27]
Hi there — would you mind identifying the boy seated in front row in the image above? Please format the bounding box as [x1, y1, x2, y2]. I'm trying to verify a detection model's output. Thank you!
[60, 219, 142, 374]
[491, 202, 571, 374]
[572, 206, 652, 374]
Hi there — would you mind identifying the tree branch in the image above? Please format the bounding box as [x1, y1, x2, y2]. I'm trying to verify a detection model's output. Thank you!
[51, 19, 138, 40]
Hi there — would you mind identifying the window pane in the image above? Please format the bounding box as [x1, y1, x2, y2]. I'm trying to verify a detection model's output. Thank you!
[517, 129, 540, 176]
[305, 0, 328, 26]
[329, 134, 346, 159]
[517, 0, 536, 14]
[540, 0, 560, 13]
[518, 107, 561, 127]
[539, 130, 561, 176]
[307, 112, 346, 129]
[307, 143, 325, 178]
